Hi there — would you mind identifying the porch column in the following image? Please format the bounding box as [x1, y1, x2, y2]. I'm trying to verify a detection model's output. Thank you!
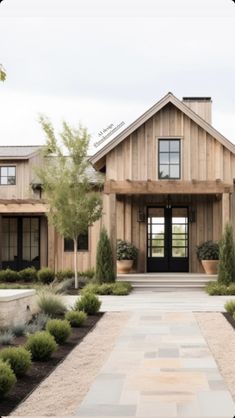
[109, 193, 117, 274]
[0, 215, 2, 268]
[222, 192, 231, 232]
[48, 223, 56, 271]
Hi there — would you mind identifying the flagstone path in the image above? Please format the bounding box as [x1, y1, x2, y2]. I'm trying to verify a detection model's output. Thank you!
[77, 312, 235, 417]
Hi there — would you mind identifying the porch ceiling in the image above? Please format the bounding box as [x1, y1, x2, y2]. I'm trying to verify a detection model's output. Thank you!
[104, 180, 233, 195]
[0, 199, 48, 213]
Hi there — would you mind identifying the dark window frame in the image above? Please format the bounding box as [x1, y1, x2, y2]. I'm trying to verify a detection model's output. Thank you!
[0, 166, 16, 186]
[64, 231, 89, 252]
[158, 139, 181, 180]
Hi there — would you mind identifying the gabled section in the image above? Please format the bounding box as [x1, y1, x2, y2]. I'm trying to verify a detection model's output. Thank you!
[90, 92, 235, 169]
[0, 146, 42, 160]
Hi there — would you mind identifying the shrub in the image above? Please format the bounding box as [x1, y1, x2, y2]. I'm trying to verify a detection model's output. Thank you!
[56, 270, 74, 282]
[96, 228, 115, 283]
[228, 283, 235, 295]
[79, 268, 95, 279]
[65, 310, 87, 327]
[0, 269, 19, 282]
[37, 291, 66, 317]
[224, 300, 235, 315]
[0, 347, 32, 377]
[75, 293, 101, 315]
[82, 281, 132, 296]
[206, 282, 228, 295]
[46, 319, 71, 344]
[11, 323, 27, 337]
[112, 282, 130, 296]
[38, 268, 55, 284]
[196, 241, 219, 260]
[18, 267, 37, 282]
[218, 223, 235, 286]
[81, 283, 100, 295]
[0, 360, 16, 398]
[25, 331, 57, 361]
[116, 240, 138, 261]
[0, 330, 15, 345]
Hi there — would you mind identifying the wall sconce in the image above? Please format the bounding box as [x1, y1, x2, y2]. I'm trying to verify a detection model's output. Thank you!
[137, 209, 146, 223]
[189, 209, 196, 223]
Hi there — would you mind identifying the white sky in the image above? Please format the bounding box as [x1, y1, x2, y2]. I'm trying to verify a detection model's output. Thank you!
[0, 0, 235, 154]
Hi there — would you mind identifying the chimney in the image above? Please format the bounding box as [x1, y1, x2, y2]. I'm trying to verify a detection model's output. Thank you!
[182, 97, 212, 124]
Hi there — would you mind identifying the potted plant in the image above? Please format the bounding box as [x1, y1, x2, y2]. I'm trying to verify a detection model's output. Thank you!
[116, 240, 138, 274]
[196, 241, 219, 274]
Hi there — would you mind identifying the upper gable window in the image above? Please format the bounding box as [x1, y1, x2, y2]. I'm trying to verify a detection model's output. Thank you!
[0, 166, 16, 185]
[158, 139, 180, 180]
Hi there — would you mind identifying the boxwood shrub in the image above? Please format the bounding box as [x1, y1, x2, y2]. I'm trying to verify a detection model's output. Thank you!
[37, 268, 55, 284]
[18, 267, 37, 282]
[65, 310, 87, 327]
[0, 360, 17, 398]
[46, 319, 71, 344]
[0, 269, 19, 282]
[75, 293, 101, 315]
[0, 346, 32, 377]
[25, 331, 57, 361]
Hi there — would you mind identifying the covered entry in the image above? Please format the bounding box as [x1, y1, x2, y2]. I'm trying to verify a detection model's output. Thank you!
[147, 207, 188, 272]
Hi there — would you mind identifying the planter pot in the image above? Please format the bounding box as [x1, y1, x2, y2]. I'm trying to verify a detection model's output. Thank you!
[201, 260, 219, 275]
[117, 260, 133, 274]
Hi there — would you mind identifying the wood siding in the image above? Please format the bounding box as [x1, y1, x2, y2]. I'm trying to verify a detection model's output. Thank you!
[106, 103, 235, 183]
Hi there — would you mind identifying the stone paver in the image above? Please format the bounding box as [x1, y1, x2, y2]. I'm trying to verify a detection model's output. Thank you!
[76, 312, 235, 417]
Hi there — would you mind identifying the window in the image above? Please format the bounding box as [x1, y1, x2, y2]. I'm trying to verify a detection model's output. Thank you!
[64, 232, 89, 252]
[2, 218, 18, 262]
[22, 218, 40, 262]
[0, 166, 16, 185]
[158, 139, 180, 179]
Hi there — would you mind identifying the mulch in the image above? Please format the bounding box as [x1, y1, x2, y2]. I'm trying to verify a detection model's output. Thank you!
[223, 311, 235, 330]
[0, 313, 103, 416]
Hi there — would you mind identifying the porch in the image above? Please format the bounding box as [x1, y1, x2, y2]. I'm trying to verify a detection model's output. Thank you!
[103, 180, 234, 274]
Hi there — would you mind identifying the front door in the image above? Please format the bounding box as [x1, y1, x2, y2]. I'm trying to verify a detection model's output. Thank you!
[2, 217, 40, 271]
[147, 207, 189, 272]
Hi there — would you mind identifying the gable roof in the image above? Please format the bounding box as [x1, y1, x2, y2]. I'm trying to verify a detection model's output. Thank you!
[90, 92, 235, 167]
[0, 146, 42, 160]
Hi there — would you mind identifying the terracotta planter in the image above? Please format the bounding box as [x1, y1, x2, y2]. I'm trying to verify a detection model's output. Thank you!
[201, 260, 219, 275]
[117, 260, 133, 274]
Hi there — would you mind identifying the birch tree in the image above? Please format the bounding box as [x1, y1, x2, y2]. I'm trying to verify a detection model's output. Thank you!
[36, 116, 103, 289]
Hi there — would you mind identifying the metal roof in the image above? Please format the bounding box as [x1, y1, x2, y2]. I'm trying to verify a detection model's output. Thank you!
[0, 146, 42, 158]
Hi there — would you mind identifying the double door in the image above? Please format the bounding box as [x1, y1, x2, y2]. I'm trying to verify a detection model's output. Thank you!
[147, 207, 189, 272]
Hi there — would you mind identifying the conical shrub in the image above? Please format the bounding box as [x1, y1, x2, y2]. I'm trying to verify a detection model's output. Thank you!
[218, 223, 235, 286]
[96, 228, 115, 283]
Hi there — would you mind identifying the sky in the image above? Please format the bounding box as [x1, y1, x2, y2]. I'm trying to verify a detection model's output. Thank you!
[0, 0, 235, 154]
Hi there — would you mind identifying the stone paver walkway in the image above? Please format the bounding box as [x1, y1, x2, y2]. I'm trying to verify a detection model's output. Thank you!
[77, 312, 235, 417]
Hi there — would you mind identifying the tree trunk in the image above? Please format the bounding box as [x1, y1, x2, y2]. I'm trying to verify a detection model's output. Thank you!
[74, 238, 78, 289]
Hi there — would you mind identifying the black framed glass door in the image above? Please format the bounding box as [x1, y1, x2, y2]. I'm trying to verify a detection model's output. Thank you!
[147, 207, 189, 272]
[2, 217, 40, 271]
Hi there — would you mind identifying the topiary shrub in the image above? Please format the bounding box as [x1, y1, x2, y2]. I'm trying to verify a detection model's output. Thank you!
[218, 223, 235, 286]
[0, 360, 17, 398]
[74, 293, 101, 315]
[0, 269, 19, 282]
[18, 267, 37, 282]
[224, 299, 235, 315]
[46, 319, 71, 344]
[37, 291, 67, 317]
[96, 228, 115, 284]
[0, 346, 32, 377]
[65, 310, 87, 327]
[37, 268, 55, 284]
[25, 331, 57, 361]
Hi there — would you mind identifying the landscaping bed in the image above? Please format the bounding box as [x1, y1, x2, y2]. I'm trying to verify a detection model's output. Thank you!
[0, 313, 102, 416]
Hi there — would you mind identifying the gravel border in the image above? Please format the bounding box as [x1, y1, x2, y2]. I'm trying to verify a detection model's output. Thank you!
[195, 312, 235, 403]
[11, 312, 129, 416]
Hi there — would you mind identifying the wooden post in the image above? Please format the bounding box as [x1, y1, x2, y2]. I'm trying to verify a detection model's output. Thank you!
[109, 193, 117, 275]
[47, 223, 55, 271]
[0, 215, 2, 268]
[222, 192, 230, 232]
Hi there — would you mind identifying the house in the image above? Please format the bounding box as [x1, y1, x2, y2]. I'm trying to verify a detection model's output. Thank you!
[0, 92, 235, 274]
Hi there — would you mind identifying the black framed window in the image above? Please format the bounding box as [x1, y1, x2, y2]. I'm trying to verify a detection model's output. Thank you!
[64, 232, 89, 252]
[0, 166, 16, 185]
[158, 139, 180, 179]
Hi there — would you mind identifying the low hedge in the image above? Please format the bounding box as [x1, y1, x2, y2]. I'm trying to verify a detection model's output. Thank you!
[82, 281, 132, 296]
[18, 267, 38, 282]
[37, 268, 55, 284]
[206, 281, 235, 295]
[65, 310, 87, 327]
[25, 331, 57, 361]
[0, 269, 19, 282]
[46, 319, 71, 344]
[74, 293, 101, 315]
